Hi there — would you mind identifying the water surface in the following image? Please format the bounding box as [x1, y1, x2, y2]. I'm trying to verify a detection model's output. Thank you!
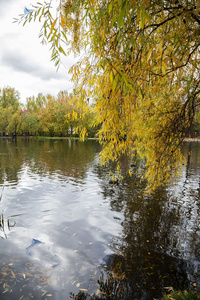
[0, 139, 199, 299]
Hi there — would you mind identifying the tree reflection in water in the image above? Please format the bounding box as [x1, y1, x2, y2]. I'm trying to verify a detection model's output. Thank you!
[70, 249, 189, 299]
[0, 138, 100, 185]
[89, 144, 200, 299]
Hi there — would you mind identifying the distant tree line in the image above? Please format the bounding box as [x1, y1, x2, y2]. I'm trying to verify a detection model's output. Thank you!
[0, 86, 98, 138]
[1, 86, 200, 140]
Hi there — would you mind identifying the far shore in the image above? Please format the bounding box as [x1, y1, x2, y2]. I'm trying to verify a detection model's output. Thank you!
[1, 136, 200, 142]
[0, 136, 98, 140]
[184, 137, 200, 142]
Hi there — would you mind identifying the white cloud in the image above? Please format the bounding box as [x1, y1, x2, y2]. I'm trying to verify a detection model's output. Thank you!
[1, 48, 64, 80]
[0, 0, 76, 103]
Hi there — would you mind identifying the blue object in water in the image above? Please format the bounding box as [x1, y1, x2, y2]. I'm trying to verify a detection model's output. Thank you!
[26, 239, 61, 269]
[26, 239, 42, 256]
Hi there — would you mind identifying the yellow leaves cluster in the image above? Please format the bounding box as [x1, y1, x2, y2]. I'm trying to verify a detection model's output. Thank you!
[68, 1, 199, 191]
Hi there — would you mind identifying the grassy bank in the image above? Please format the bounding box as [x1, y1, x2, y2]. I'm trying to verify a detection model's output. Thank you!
[34, 136, 98, 141]
[163, 290, 200, 299]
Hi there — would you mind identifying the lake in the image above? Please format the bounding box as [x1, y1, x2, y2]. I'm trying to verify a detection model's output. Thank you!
[0, 138, 199, 300]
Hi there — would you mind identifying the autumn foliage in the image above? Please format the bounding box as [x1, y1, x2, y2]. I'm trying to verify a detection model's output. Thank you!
[0, 87, 95, 139]
[15, 0, 200, 190]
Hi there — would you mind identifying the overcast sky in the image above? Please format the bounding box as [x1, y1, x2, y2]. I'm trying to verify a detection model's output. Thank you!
[0, 0, 76, 104]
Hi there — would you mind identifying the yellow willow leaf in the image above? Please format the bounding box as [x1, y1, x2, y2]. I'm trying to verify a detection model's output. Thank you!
[50, 18, 58, 35]
[51, 28, 57, 41]
[167, 45, 174, 52]
[159, 42, 162, 53]
[139, 17, 144, 29]
[110, 71, 113, 83]
[147, 49, 152, 61]
[162, 62, 167, 74]
[102, 29, 105, 41]
[108, 2, 113, 13]
[60, 12, 65, 28]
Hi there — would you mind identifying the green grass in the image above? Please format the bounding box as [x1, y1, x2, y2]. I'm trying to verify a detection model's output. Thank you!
[34, 136, 98, 141]
[163, 290, 200, 300]
[34, 136, 79, 140]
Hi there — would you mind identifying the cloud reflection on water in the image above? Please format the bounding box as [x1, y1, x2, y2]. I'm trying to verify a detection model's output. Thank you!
[0, 139, 200, 299]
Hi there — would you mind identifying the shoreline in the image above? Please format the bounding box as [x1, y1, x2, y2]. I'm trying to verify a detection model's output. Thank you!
[183, 137, 200, 142]
[1, 136, 200, 142]
[0, 136, 98, 141]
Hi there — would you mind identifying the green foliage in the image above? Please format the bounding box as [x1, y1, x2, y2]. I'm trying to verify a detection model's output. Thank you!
[20, 112, 40, 135]
[0, 87, 95, 138]
[0, 86, 20, 109]
[25, 91, 95, 137]
[0, 87, 21, 135]
[26, 93, 46, 113]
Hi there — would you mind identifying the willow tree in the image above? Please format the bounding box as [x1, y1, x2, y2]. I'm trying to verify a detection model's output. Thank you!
[16, 0, 200, 190]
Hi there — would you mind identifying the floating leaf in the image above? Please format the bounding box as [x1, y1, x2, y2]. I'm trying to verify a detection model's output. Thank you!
[11, 270, 16, 278]
[193, 283, 197, 287]
[1, 272, 8, 276]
